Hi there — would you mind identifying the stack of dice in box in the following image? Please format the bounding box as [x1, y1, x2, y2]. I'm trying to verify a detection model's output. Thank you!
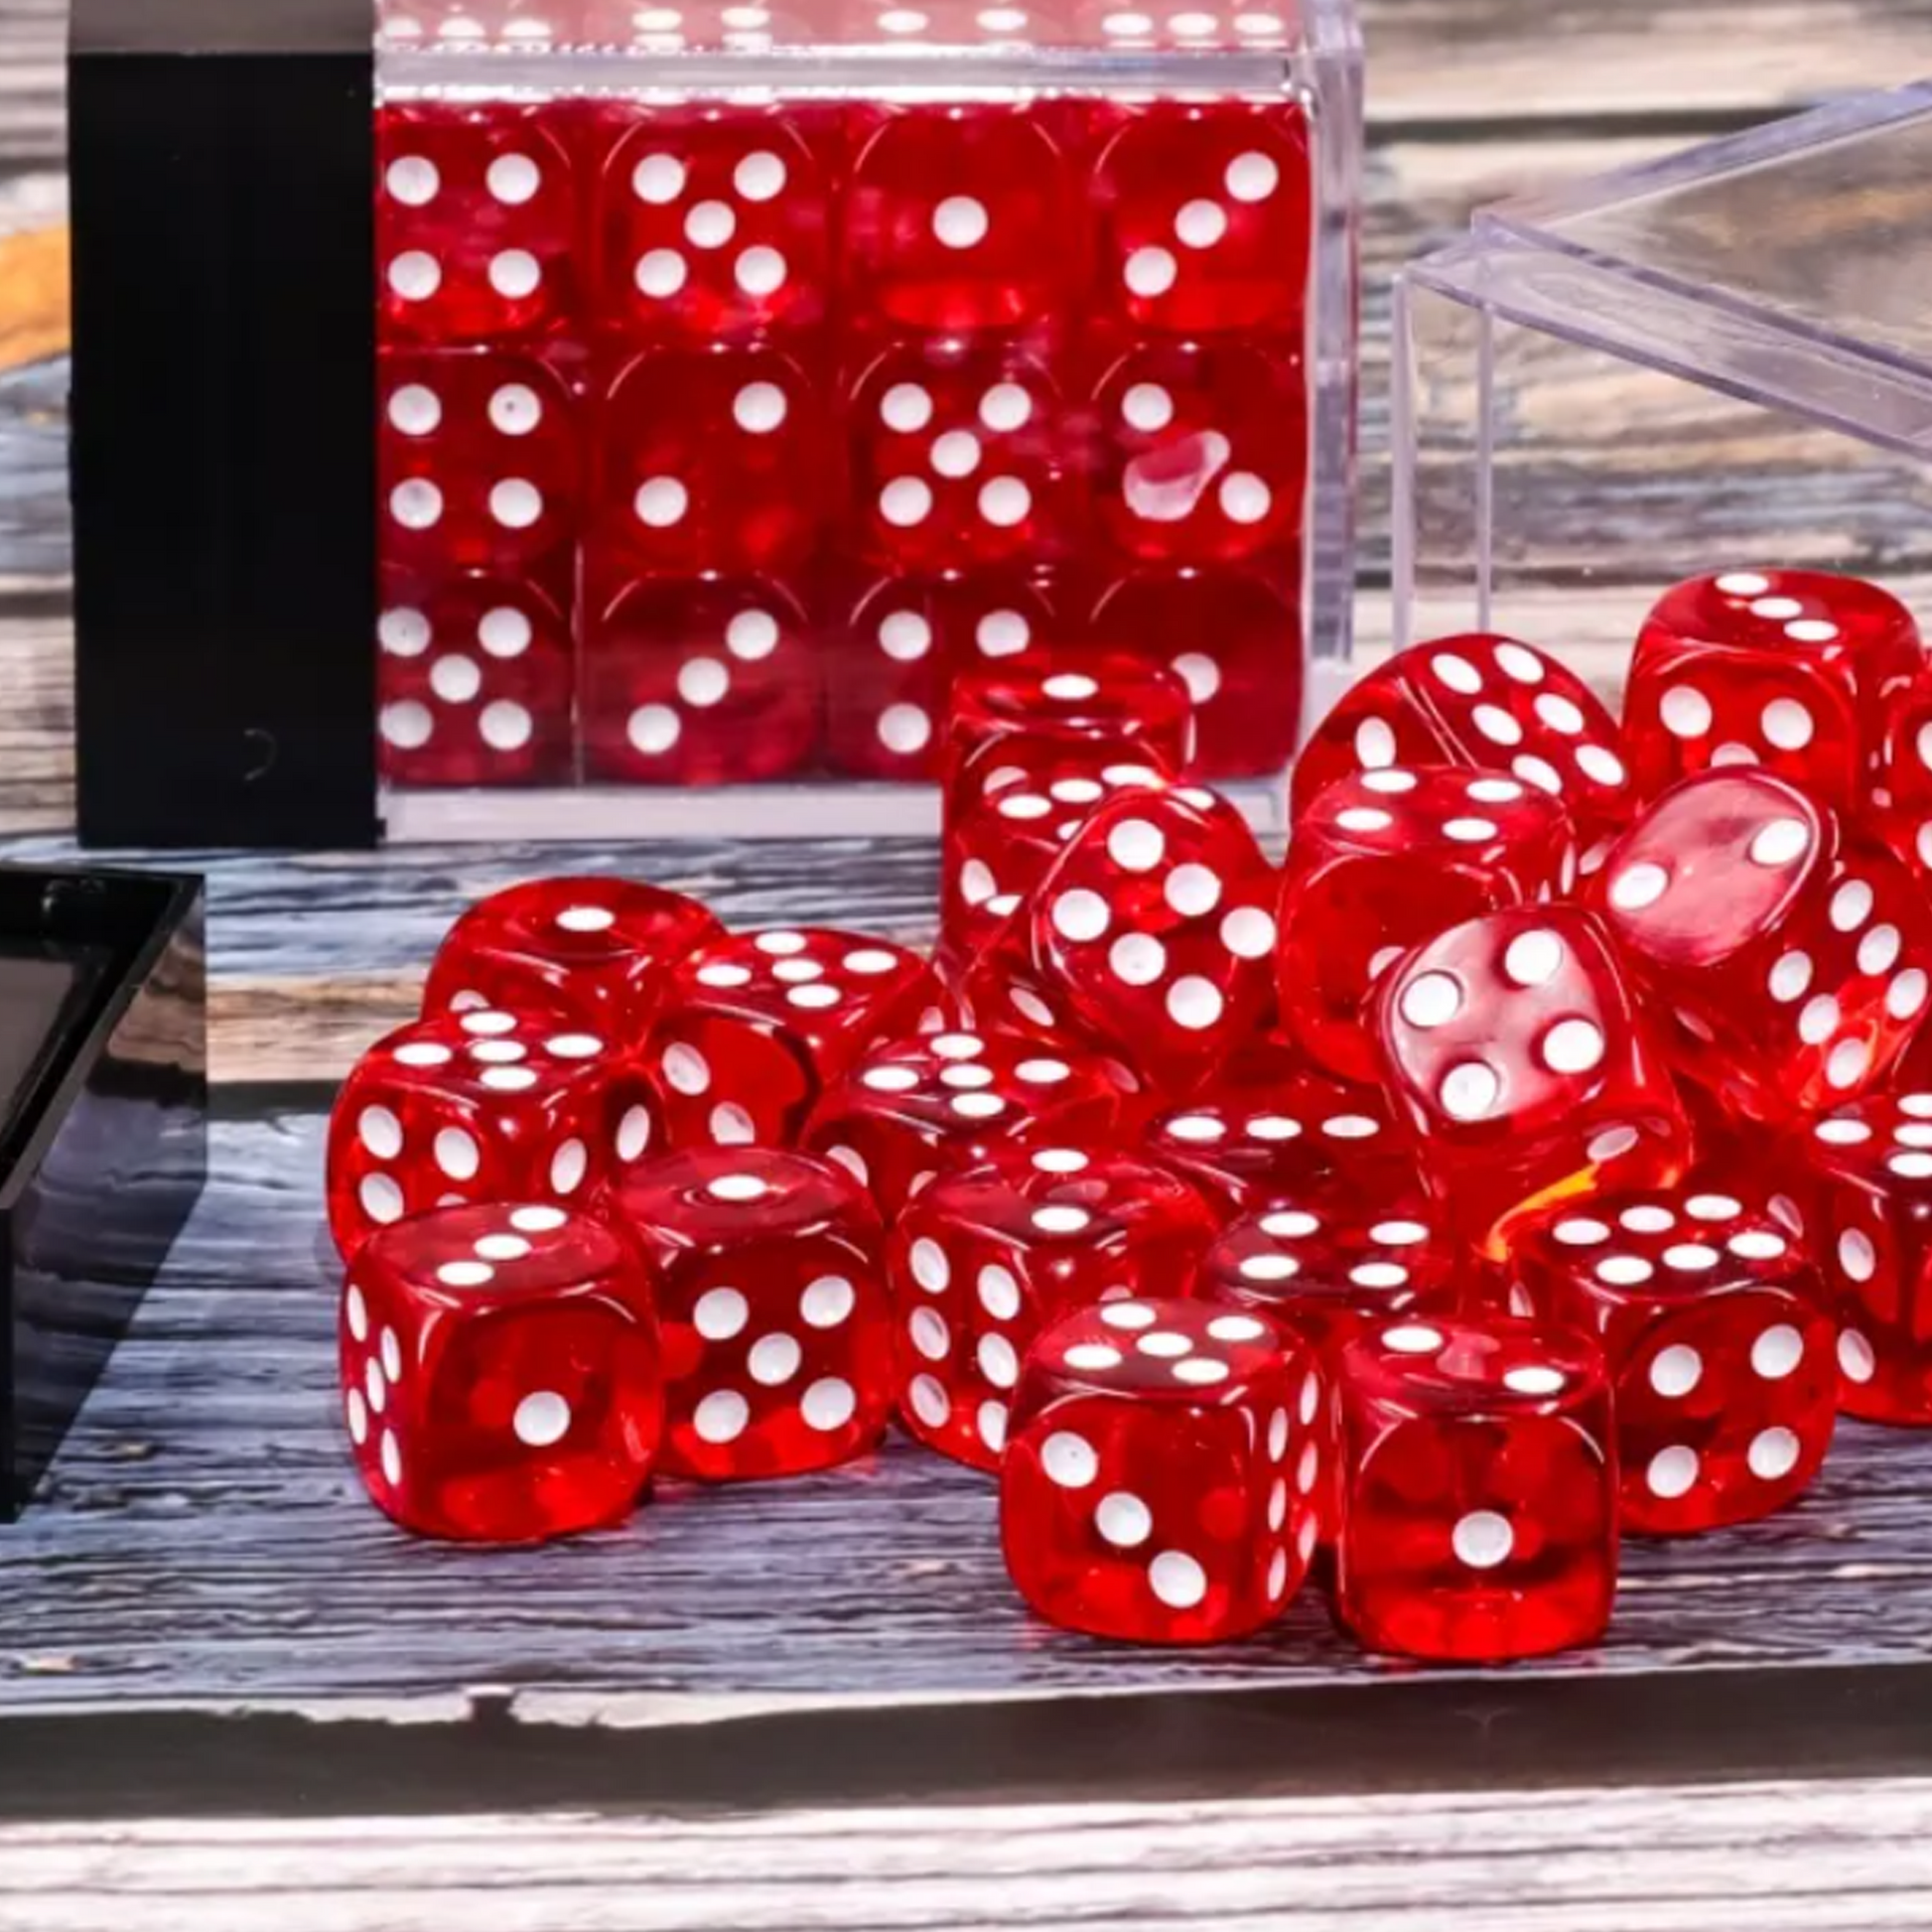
[330, 566, 1932, 1663]
[372, 29, 1311, 788]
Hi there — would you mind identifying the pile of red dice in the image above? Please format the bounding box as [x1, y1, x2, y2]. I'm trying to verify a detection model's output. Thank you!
[328, 566, 1932, 1663]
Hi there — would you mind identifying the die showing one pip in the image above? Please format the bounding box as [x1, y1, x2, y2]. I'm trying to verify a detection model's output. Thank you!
[1001, 1297, 1324, 1642]
[890, 1144, 1220, 1469]
[1334, 1313, 1616, 1661]
[342, 1201, 662, 1542]
[611, 1148, 893, 1480]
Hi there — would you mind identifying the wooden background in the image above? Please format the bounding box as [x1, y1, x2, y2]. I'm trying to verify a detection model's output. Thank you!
[5, 2, 1932, 1923]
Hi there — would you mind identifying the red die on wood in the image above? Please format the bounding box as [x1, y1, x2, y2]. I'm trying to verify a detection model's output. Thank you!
[851, 344, 1068, 573]
[423, 875, 723, 1041]
[1374, 905, 1690, 1255]
[803, 1028, 1124, 1222]
[326, 1008, 660, 1261]
[1090, 569, 1303, 779]
[1090, 342, 1305, 567]
[1334, 1313, 1617, 1661]
[646, 927, 938, 1148]
[377, 575, 574, 786]
[591, 346, 827, 576]
[1030, 785, 1281, 1092]
[580, 577, 819, 786]
[1278, 764, 1579, 1084]
[595, 111, 833, 342]
[845, 106, 1075, 333]
[1590, 769, 1932, 1124]
[1798, 1095, 1932, 1426]
[1513, 1184, 1834, 1534]
[378, 104, 578, 344]
[612, 1149, 892, 1480]
[1091, 103, 1311, 337]
[379, 350, 579, 573]
[1294, 635, 1636, 854]
[889, 1145, 1220, 1469]
[1624, 569, 1923, 815]
[342, 1202, 661, 1542]
[1001, 1297, 1323, 1642]
[1871, 669, 1932, 881]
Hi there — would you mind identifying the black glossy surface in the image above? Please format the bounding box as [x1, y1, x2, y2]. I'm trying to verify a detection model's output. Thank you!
[0, 866, 206, 1516]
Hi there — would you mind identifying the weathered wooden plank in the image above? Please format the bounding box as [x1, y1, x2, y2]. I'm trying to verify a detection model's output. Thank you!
[7, 1780, 1932, 1932]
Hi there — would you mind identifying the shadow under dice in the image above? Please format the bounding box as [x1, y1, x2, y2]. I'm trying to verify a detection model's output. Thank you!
[378, 103, 578, 344]
[845, 106, 1075, 333]
[326, 1007, 660, 1260]
[380, 350, 579, 573]
[1091, 343, 1304, 566]
[612, 1148, 892, 1480]
[851, 345, 1067, 571]
[423, 875, 723, 1042]
[1802, 1097, 1932, 1425]
[646, 926, 939, 1148]
[377, 573, 574, 785]
[1093, 102, 1311, 336]
[1335, 1314, 1617, 1662]
[1513, 1182, 1835, 1534]
[594, 345, 826, 576]
[1279, 766, 1579, 1084]
[1374, 904, 1690, 1255]
[889, 1144, 1220, 1470]
[1002, 1298, 1322, 1643]
[1625, 569, 1923, 814]
[342, 1203, 662, 1542]
[1091, 569, 1302, 778]
[598, 111, 831, 342]
[582, 577, 818, 786]
[1592, 769, 1932, 1125]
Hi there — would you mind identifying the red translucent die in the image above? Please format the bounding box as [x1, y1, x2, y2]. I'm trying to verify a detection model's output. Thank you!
[1294, 635, 1637, 854]
[1091, 569, 1303, 779]
[342, 1202, 661, 1542]
[940, 746, 1173, 966]
[1092, 103, 1311, 336]
[377, 104, 578, 344]
[1334, 1313, 1616, 1662]
[326, 1008, 662, 1260]
[1798, 1096, 1932, 1425]
[580, 577, 819, 786]
[1871, 670, 1932, 880]
[1001, 1297, 1322, 1642]
[849, 345, 1068, 572]
[1143, 1067, 1415, 1219]
[1375, 905, 1690, 1255]
[1512, 1182, 1834, 1534]
[942, 652, 1195, 806]
[1624, 569, 1923, 815]
[1279, 765, 1579, 1083]
[827, 573, 1058, 781]
[1590, 769, 1932, 1125]
[803, 1028, 1124, 1222]
[889, 1144, 1220, 1469]
[1090, 343, 1305, 567]
[422, 876, 723, 1041]
[612, 1149, 892, 1480]
[378, 350, 578, 573]
[377, 575, 573, 786]
[845, 107, 1075, 333]
[591, 345, 827, 576]
[1031, 784, 1281, 1093]
[951, 907, 1121, 1057]
[646, 927, 938, 1148]
[596, 111, 832, 342]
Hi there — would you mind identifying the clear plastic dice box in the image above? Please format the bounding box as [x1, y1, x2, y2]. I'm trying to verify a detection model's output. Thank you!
[1393, 81, 1932, 700]
[68, 0, 1362, 849]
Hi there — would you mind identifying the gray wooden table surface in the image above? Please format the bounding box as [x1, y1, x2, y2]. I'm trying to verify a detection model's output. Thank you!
[5, 1, 1932, 1924]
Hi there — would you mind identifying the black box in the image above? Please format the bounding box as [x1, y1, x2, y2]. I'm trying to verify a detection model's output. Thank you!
[0, 867, 207, 1518]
